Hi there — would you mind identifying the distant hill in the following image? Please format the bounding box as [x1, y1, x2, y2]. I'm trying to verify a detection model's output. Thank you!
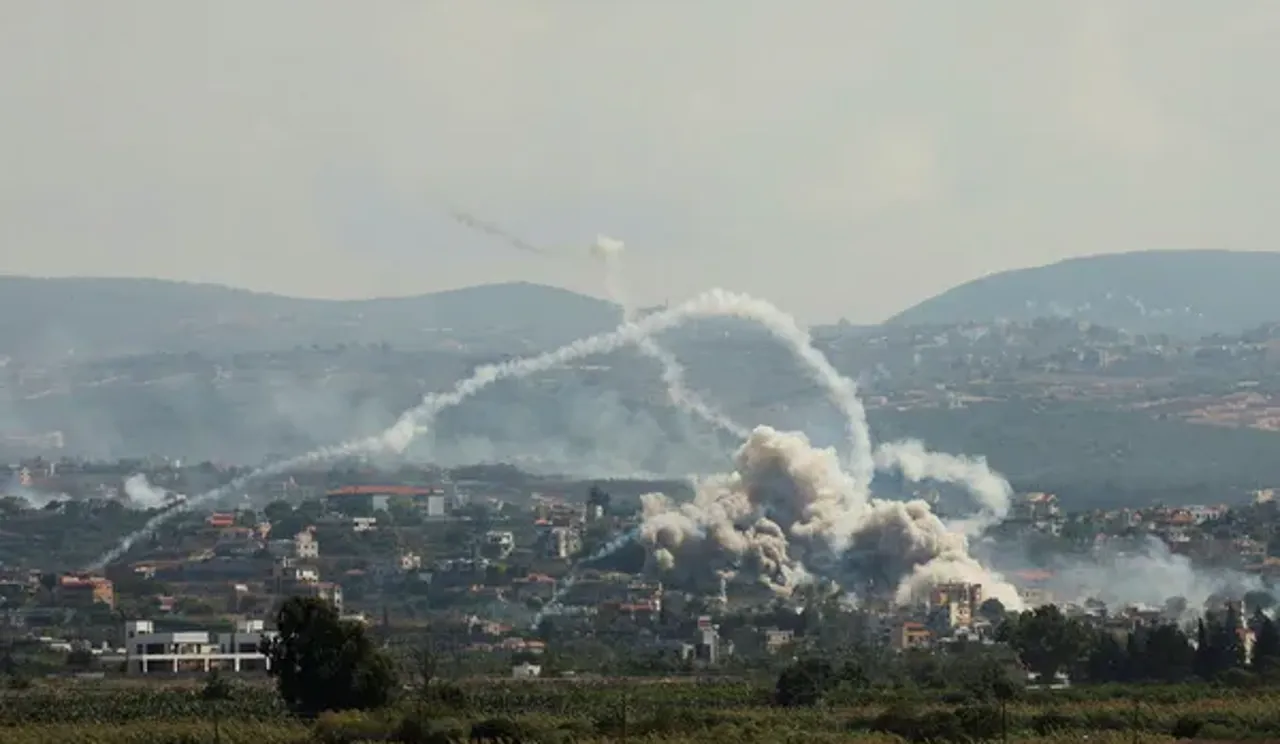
[0, 277, 622, 359]
[889, 250, 1280, 336]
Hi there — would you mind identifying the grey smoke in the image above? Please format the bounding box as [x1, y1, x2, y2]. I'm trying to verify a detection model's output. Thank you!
[639, 426, 1024, 609]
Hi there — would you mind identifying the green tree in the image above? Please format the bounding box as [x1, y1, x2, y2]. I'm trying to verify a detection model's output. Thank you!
[1134, 624, 1195, 682]
[774, 656, 836, 707]
[587, 486, 612, 515]
[263, 500, 294, 524]
[260, 596, 398, 716]
[1252, 610, 1280, 676]
[978, 597, 1007, 625]
[1245, 590, 1277, 615]
[997, 605, 1091, 682]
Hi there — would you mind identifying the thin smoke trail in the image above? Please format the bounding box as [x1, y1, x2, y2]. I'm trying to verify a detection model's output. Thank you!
[533, 526, 641, 628]
[88, 289, 872, 569]
[447, 209, 544, 253]
[590, 237, 749, 441]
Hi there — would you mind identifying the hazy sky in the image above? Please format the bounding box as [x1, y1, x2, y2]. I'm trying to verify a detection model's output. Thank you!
[3, 2, 1278, 323]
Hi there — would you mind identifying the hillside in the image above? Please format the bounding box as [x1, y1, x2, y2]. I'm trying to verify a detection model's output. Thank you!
[889, 250, 1280, 336]
[0, 276, 621, 359]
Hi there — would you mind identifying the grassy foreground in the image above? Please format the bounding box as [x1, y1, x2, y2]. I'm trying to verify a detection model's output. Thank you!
[1, 680, 1277, 742]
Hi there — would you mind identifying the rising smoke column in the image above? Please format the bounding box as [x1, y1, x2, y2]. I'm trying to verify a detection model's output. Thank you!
[639, 426, 1023, 609]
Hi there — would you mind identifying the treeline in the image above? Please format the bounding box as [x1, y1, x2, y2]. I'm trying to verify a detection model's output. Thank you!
[1001, 603, 1280, 685]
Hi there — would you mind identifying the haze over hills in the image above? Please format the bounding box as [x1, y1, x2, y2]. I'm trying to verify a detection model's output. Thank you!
[889, 250, 1280, 336]
[0, 276, 622, 360]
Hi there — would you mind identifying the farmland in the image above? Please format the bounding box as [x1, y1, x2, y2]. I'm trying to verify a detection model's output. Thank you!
[2, 679, 1279, 742]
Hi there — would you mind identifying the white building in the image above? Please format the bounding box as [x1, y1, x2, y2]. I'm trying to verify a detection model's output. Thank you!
[544, 527, 582, 560]
[124, 619, 277, 675]
[267, 529, 320, 560]
[512, 661, 542, 679]
[479, 530, 515, 559]
[425, 494, 447, 518]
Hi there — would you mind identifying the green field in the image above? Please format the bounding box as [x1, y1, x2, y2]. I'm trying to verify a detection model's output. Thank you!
[2, 679, 1278, 742]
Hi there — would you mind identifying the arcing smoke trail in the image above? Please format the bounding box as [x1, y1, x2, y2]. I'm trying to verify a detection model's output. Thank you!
[441, 211, 1007, 514]
[588, 235, 749, 441]
[89, 288, 868, 568]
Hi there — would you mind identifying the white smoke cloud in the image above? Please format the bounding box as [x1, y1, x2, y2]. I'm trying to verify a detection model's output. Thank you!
[1042, 536, 1262, 611]
[122, 473, 172, 510]
[638, 425, 1023, 609]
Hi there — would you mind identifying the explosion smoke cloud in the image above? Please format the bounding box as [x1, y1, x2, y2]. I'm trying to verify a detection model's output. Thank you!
[637, 426, 1023, 608]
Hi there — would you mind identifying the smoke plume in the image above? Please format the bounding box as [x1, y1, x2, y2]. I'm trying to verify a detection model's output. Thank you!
[122, 473, 172, 510]
[638, 425, 1023, 608]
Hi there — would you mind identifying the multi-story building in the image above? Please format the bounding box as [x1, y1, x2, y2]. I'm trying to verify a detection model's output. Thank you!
[477, 531, 515, 559]
[269, 529, 320, 560]
[296, 582, 344, 614]
[542, 526, 582, 559]
[929, 582, 983, 628]
[124, 619, 276, 675]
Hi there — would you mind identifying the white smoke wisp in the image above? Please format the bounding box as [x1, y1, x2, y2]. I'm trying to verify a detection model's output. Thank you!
[639, 426, 1024, 609]
[1042, 536, 1262, 612]
[533, 526, 641, 627]
[122, 473, 170, 510]
[873, 439, 1013, 533]
[587, 236, 749, 441]
[2, 474, 62, 509]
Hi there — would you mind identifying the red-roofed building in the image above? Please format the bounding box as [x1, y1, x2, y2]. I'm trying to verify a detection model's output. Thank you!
[206, 513, 235, 529]
[55, 573, 115, 609]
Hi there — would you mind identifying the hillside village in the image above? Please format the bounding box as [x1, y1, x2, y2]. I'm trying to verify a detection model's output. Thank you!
[3, 456, 1280, 682]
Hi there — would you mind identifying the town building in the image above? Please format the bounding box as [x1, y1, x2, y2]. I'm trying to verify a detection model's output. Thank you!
[325, 485, 438, 513]
[542, 526, 582, 559]
[123, 619, 276, 675]
[55, 574, 115, 609]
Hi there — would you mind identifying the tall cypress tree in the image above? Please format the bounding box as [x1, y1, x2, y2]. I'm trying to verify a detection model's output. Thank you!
[1194, 618, 1215, 680]
[1253, 611, 1280, 677]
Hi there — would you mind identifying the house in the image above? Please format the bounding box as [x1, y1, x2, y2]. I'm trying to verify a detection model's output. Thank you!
[477, 531, 515, 559]
[892, 621, 932, 651]
[512, 661, 542, 679]
[295, 582, 344, 614]
[55, 574, 114, 609]
[325, 485, 437, 514]
[268, 529, 320, 560]
[124, 619, 276, 675]
[542, 526, 582, 559]
[206, 513, 236, 529]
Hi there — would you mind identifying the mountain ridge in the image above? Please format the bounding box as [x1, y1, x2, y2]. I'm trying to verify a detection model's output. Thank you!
[0, 275, 622, 359]
[888, 249, 1280, 335]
